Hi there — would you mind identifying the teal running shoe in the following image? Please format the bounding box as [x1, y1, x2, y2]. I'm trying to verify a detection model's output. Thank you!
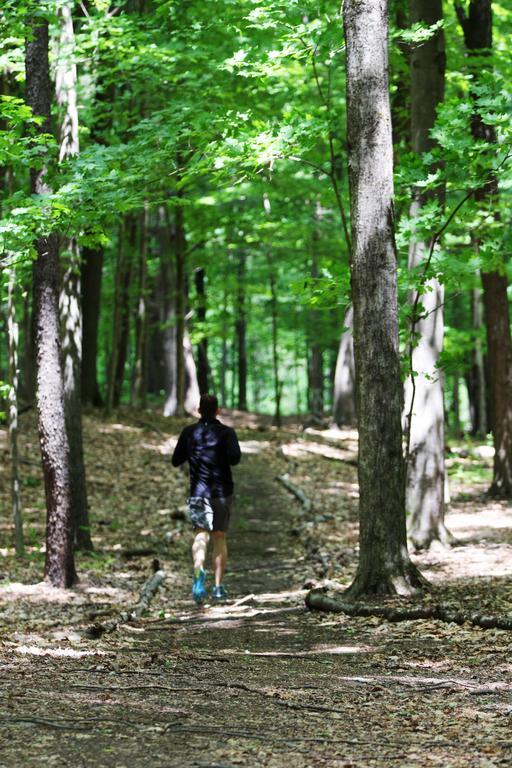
[212, 585, 228, 600]
[192, 568, 207, 604]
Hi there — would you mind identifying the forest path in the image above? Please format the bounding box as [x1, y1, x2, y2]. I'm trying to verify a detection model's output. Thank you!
[2, 426, 512, 767]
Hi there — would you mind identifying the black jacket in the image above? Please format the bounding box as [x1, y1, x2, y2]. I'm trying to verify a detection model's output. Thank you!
[171, 418, 241, 498]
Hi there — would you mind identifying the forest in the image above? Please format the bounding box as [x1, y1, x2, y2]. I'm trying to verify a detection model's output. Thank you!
[1, 1, 511, 766]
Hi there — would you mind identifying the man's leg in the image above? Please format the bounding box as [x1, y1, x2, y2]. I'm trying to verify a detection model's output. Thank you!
[212, 531, 227, 587]
[192, 528, 210, 571]
[192, 528, 209, 603]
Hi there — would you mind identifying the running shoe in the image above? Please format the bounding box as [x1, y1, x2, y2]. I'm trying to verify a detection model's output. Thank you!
[192, 568, 207, 603]
[212, 585, 228, 600]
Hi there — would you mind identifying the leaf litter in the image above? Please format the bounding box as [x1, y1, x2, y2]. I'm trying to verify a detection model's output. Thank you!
[0, 409, 511, 767]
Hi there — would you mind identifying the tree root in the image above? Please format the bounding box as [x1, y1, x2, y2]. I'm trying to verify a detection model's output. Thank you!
[276, 473, 312, 513]
[305, 589, 512, 630]
[84, 569, 166, 638]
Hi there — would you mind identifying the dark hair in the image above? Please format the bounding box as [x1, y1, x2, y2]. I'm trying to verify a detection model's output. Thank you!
[199, 393, 218, 419]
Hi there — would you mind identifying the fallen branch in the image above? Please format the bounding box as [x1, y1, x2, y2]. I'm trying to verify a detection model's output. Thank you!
[305, 590, 512, 631]
[84, 569, 166, 638]
[276, 474, 312, 514]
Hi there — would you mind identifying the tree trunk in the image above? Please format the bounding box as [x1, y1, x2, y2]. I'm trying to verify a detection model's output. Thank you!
[236, 251, 247, 411]
[133, 205, 149, 408]
[105, 220, 133, 411]
[81, 246, 103, 406]
[57, 2, 92, 551]
[26, 18, 75, 587]
[468, 287, 487, 436]
[194, 267, 209, 394]
[404, 0, 449, 549]
[308, 242, 323, 419]
[184, 330, 201, 414]
[175, 201, 186, 416]
[220, 281, 228, 408]
[7, 266, 24, 556]
[343, 0, 425, 597]
[333, 306, 357, 426]
[156, 209, 178, 417]
[269, 264, 282, 428]
[456, 0, 512, 496]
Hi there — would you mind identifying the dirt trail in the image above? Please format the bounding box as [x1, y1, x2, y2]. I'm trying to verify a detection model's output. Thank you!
[2, 439, 512, 767]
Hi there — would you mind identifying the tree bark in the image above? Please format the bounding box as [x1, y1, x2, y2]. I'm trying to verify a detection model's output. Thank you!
[236, 251, 247, 411]
[26, 17, 76, 587]
[333, 306, 357, 426]
[7, 266, 24, 556]
[467, 287, 487, 436]
[113, 221, 134, 408]
[175, 201, 186, 416]
[156, 208, 178, 417]
[81, 246, 103, 406]
[269, 263, 282, 428]
[307, 235, 323, 419]
[456, 0, 512, 496]
[343, 0, 425, 597]
[404, 0, 449, 549]
[57, 2, 92, 551]
[194, 267, 209, 394]
[133, 204, 149, 408]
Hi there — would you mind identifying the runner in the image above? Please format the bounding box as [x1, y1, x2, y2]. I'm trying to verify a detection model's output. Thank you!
[171, 394, 241, 603]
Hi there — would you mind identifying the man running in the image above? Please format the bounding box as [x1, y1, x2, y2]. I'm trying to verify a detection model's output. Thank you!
[172, 394, 241, 603]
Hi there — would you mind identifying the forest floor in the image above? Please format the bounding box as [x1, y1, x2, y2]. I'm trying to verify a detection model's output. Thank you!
[1, 410, 512, 767]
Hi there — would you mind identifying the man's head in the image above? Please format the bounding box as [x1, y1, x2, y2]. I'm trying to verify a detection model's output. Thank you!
[199, 393, 219, 420]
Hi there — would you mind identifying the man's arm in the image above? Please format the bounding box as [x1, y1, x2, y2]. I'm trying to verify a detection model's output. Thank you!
[171, 429, 189, 467]
[226, 428, 241, 466]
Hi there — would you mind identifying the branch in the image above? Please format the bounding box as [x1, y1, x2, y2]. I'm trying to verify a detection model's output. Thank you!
[276, 473, 312, 514]
[306, 589, 512, 630]
[84, 568, 166, 638]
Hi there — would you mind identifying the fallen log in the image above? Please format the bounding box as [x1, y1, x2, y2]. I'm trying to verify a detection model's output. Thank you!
[84, 569, 166, 638]
[305, 589, 512, 631]
[276, 473, 312, 514]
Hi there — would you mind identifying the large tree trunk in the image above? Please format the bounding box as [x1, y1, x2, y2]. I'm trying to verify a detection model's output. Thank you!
[57, 2, 92, 551]
[343, 0, 425, 597]
[113, 222, 134, 408]
[81, 246, 103, 406]
[26, 18, 76, 587]
[333, 306, 357, 426]
[236, 251, 247, 411]
[456, 0, 512, 496]
[404, 0, 449, 549]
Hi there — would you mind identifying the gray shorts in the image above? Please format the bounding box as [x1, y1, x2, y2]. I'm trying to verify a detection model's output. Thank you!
[188, 496, 232, 533]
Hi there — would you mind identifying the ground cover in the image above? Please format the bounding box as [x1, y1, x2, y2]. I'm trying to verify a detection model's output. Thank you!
[1, 411, 511, 767]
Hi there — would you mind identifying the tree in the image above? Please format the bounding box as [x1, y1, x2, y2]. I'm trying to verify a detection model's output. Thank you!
[7, 265, 24, 556]
[25, 14, 76, 587]
[333, 306, 356, 426]
[343, 0, 425, 597]
[56, 1, 92, 551]
[456, 0, 512, 497]
[404, 0, 450, 548]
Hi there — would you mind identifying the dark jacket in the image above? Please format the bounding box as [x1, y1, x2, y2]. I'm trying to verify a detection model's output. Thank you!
[171, 418, 241, 498]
